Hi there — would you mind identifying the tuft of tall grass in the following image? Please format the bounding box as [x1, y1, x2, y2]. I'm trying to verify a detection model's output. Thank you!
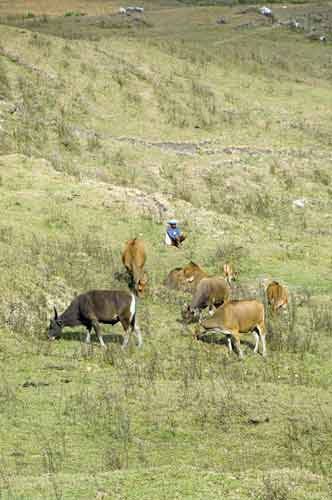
[0, 58, 10, 99]
[285, 409, 332, 475]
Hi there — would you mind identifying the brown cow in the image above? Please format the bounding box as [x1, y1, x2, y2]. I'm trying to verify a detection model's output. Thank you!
[165, 261, 208, 291]
[197, 299, 266, 358]
[166, 262, 236, 291]
[182, 276, 230, 322]
[266, 281, 288, 312]
[122, 239, 148, 297]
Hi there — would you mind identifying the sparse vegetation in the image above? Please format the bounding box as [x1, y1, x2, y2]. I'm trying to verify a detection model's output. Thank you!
[0, 1, 331, 498]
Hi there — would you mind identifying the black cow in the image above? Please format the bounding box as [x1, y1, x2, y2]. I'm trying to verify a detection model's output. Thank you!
[48, 289, 142, 349]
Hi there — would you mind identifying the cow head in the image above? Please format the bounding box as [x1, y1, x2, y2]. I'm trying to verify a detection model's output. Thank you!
[223, 264, 237, 286]
[181, 303, 199, 323]
[136, 272, 148, 297]
[48, 307, 64, 340]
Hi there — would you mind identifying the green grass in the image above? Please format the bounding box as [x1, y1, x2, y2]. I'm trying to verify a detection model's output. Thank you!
[0, 1, 332, 498]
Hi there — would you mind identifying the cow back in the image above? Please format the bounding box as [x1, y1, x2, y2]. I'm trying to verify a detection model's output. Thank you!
[267, 281, 288, 308]
[191, 277, 229, 309]
[202, 299, 264, 332]
[80, 290, 133, 323]
[122, 239, 146, 271]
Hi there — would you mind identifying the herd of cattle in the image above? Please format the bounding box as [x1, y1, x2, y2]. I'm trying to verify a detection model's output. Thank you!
[48, 239, 289, 358]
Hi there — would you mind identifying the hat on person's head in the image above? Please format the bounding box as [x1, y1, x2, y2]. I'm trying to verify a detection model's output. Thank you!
[168, 219, 177, 225]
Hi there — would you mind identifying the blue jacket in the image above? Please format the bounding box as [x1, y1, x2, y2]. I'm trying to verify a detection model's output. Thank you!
[167, 226, 181, 240]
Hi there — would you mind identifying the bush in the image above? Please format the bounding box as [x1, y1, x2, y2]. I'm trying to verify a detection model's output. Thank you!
[64, 11, 85, 17]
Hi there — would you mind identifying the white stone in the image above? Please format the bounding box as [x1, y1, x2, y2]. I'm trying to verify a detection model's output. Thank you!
[292, 198, 306, 209]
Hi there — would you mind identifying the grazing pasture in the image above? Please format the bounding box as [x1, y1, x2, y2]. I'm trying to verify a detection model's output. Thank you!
[0, 1, 332, 498]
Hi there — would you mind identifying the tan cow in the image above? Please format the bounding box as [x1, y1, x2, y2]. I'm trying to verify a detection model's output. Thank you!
[165, 261, 208, 291]
[266, 281, 288, 312]
[197, 299, 266, 358]
[122, 239, 148, 297]
[182, 276, 230, 322]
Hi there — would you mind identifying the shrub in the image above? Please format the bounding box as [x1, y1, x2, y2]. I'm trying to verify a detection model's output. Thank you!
[64, 11, 84, 17]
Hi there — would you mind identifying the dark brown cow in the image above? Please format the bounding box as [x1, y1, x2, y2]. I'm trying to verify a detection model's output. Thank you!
[122, 239, 148, 297]
[197, 299, 266, 358]
[48, 290, 142, 349]
[266, 281, 289, 312]
[182, 276, 230, 322]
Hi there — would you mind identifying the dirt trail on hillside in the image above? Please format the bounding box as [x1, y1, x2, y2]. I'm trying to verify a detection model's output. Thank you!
[72, 126, 331, 159]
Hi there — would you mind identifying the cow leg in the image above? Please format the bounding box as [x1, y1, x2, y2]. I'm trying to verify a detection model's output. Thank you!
[133, 324, 143, 348]
[122, 329, 131, 349]
[253, 330, 260, 354]
[261, 334, 267, 357]
[227, 335, 233, 353]
[120, 316, 131, 349]
[221, 329, 234, 354]
[256, 324, 267, 357]
[92, 320, 106, 349]
[233, 331, 244, 359]
[85, 325, 92, 344]
[197, 309, 203, 322]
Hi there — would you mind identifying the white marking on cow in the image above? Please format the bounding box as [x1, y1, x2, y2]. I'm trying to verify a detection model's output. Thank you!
[130, 293, 136, 322]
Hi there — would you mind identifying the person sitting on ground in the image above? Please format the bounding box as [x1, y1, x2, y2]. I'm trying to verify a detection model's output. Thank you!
[165, 219, 186, 248]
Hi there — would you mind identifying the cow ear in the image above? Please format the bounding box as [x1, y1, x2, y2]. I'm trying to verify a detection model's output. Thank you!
[54, 307, 58, 320]
[144, 272, 149, 282]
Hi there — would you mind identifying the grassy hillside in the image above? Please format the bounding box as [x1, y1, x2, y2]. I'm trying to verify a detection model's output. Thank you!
[0, 2, 332, 498]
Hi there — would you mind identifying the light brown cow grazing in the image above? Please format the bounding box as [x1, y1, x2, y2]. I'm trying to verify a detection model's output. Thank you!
[197, 299, 266, 358]
[183, 261, 208, 284]
[122, 239, 148, 297]
[165, 261, 208, 291]
[166, 262, 236, 291]
[266, 281, 288, 312]
[182, 276, 230, 322]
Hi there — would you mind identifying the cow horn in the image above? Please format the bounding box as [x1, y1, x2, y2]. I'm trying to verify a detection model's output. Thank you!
[54, 306, 58, 320]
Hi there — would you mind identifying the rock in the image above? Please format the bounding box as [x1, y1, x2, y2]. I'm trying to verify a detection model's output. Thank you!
[306, 31, 326, 41]
[22, 381, 50, 388]
[292, 198, 306, 209]
[289, 19, 301, 29]
[248, 416, 270, 425]
[259, 6, 272, 16]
